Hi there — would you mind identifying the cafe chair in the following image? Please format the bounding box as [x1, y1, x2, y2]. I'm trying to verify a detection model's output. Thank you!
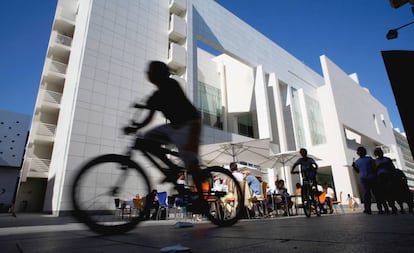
[156, 191, 168, 220]
[114, 198, 132, 219]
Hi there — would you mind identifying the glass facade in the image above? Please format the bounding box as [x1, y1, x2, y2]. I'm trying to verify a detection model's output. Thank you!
[291, 88, 306, 148]
[198, 81, 223, 129]
[237, 113, 254, 138]
[305, 94, 327, 145]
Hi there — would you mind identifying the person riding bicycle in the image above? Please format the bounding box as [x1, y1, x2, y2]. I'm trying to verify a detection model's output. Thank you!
[291, 148, 319, 187]
[124, 60, 202, 177]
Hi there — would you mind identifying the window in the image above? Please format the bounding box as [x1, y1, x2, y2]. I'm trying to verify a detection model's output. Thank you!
[237, 113, 254, 138]
[198, 82, 222, 129]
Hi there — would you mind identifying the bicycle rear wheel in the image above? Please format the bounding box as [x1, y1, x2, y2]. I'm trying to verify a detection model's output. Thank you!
[71, 154, 151, 235]
[302, 186, 312, 218]
[201, 166, 244, 227]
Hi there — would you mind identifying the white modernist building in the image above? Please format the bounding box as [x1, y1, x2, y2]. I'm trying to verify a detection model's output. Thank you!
[16, 0, 410, 214]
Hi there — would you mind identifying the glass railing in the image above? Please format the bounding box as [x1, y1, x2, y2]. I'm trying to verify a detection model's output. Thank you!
[34, 122, 57, 137]
[52, 31, 72, 47]
[56, 7, 76, 23]
[40, 89, 62, 104]
[46, 59, 67, 75]
[27, 158, 51, 174]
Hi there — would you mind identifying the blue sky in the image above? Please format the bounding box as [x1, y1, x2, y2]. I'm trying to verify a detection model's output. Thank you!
[1, 1, 413, 133]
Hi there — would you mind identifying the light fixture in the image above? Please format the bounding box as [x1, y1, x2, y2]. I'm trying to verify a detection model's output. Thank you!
[386, 20, 414, 40]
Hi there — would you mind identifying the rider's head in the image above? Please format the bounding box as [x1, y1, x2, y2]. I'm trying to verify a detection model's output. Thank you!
[299, 148, 307, 157]
[147, 61, 170, 86]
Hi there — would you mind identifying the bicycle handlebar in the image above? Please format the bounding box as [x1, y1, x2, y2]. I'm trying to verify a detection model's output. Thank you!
[132, 103, 149, 109]
[122, 103, 153, 135]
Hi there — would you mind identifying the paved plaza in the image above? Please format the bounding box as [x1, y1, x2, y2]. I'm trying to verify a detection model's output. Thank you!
[0, 208, 414, 253]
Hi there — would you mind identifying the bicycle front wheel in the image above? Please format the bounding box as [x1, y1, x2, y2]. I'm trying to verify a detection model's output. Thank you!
[202, 166, 244, 227]
[71, 154, 151, 235]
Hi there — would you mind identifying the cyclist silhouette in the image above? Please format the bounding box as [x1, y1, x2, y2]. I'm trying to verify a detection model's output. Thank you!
[291, 148, 318, 182]
[124, 61, 201, 175]
[72, 64, 244, 233]
[291, 148, 321, 217]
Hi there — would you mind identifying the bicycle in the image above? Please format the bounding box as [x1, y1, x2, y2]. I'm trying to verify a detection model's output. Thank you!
[291, 172, 321, 218]
[71, 105, 244, 235]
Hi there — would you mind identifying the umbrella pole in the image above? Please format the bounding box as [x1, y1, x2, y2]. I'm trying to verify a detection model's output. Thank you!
[231, 144, 236, 162]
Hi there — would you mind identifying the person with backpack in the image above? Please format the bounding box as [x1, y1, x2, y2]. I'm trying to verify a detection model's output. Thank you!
[373, 147, 398, 214]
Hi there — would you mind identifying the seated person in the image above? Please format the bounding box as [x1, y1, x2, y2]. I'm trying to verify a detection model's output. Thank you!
[242, 169, 262, 197]
[175, 172, 190, 208]
[176, 172, 190, 194]
[144, 189, 159, 220]
[319, 182, 334, 214]
[274, 179, 293, 215]
[212, 175, 227, 192]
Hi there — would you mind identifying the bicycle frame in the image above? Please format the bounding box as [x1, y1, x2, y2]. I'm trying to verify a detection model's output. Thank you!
[71, 109, 244, 234]
[128, 136, 186, 185]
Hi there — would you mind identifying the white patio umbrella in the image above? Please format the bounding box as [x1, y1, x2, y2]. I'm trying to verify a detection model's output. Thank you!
[199, 138, 272, 168]
[259, 150, 320, 170]
[258, 150, 320, 192]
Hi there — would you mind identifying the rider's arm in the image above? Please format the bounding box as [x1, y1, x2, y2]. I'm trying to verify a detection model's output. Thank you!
[130, 102, 155, 127]
[136, 109, 155, 128]
[291, 161, 299, 174]
[123, 103, 155, 135]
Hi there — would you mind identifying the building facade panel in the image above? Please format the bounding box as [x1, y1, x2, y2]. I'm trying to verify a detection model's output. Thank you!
[15, 0, 409, 214]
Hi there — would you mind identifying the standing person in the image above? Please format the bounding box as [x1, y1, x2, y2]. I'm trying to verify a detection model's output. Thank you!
[374, 147, 398, 214]
[352, 146, 378, 215]
[292, 182, 303, 210]
[347, 193, 355, 211]
[291, 148, 319, 185]
[123, 60, 202, 177]
[294, 182, 302, 197]
[229, 162, 244, 182]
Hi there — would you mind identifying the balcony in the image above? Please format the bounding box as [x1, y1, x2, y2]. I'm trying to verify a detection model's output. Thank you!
[54, 7, 76, 35]
[51, 31, 72, 48]
[39, 89, 62, 107]
[49, 31, 72, 61]
[169, 14, 187, 43]
[169, 0, 186, 16]
[31, 122, 57, 143]
[22, 157, 50, 180]
[167, 42, 186, 73]
[44, 59, 67, 80]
